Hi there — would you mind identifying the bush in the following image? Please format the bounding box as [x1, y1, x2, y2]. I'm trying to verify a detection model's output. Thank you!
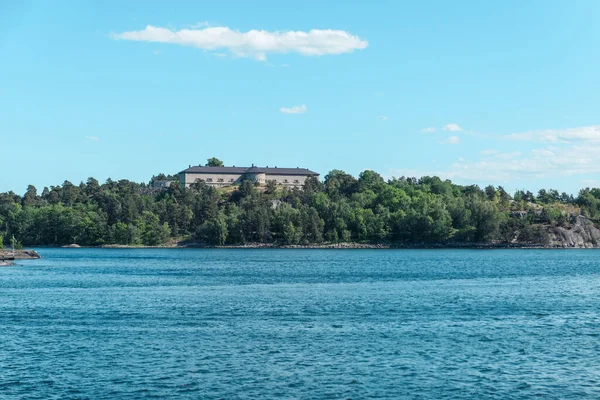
[196, 214, 228, 245]
[517, 225, 550, 245]
[540, 206, 563, 225]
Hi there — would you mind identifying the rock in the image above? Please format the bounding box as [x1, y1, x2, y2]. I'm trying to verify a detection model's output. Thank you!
[62, 244, 82, 248]
[511, 211, 529, 219]
[0, 250, 41, 260]
[547, 216, 600, 248]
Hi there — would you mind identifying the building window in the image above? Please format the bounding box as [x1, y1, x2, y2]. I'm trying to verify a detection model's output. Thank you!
[283, 179, 288, 183]
[294, 180, 300, 183]
[230, 178, 234, 182]
[217, 178, 224, 183]
[206, 178, 213, 182]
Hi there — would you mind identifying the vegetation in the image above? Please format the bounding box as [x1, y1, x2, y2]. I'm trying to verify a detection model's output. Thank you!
[1, 161, 599, 247]
[205, 157, 224, 167]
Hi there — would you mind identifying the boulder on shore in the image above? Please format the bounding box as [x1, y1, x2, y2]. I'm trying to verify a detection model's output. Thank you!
[547, 216, 600, 248]
[0, 250, 41, 260]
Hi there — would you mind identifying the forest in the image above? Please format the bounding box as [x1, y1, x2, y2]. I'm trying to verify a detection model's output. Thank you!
[2, 159, 600, 248]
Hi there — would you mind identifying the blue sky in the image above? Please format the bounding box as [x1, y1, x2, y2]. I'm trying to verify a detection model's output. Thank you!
[1, 0, 600, 194]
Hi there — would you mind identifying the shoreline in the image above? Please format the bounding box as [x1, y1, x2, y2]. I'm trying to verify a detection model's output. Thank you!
[28, 242, 600, 250]
[0, 250, 41, 266]
[0, 250, 41, 260]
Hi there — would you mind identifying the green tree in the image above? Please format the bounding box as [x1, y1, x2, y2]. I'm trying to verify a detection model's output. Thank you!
[517, 224, 550, 245]
[283, 222, 302, 245]
[22, 185, 39, 207]
[138, 212, 171, 245]
[324, 170, 358, 199]
[300, 207, 324, 243]
[112, 222, 139, 245]
[2, 167, 596, 249]
[358, 170, 384, 192]
[197, 213, 228, 245]
[467, 198, 502, 242]
[205, 157, 224, 167]
[265, 180, 278, 195]
[485, 185, 498, 202]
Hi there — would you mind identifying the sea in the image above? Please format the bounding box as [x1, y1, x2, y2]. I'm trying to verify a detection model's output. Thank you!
[1, 248, 600, 399]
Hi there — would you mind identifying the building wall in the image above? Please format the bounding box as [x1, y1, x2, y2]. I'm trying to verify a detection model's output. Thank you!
[152, 180, 173, 189]
[246, 172, 267, 184]
[180, 172, 314, 188]
[264, 174, 310, 187]
[180, 173, 244, 187]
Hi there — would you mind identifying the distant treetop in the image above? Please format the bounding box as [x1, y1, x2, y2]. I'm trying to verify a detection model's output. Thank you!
[206, 158, 224, 167]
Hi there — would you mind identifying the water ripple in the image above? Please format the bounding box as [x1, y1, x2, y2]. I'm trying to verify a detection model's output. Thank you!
[2, 248, 600, 399]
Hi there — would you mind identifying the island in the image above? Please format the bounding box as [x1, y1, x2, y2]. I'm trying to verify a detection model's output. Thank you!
[1, 158, 600, 250]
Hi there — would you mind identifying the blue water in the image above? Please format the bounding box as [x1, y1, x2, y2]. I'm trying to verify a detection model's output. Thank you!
[2, 249, 600, 399]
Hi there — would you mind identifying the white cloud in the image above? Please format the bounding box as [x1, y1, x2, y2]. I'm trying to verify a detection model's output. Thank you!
[280, 104, 307, 114]
[505, 125, 600, 143]
[531, 148, 556, 157]
[421, 127, 436, 133]
[443, 123, 462, 132]
[480, 149, 521, 159]
[113, 25, 368, 60]
[391, 124, 600, 186]
[440, 136, 460, 144]
[188, 21, 212, 29]
[393, 144, 600, 184]
[378, 116, 388, 121]
[481, 149, 498, 155]
[388, 168, 435, 179]
[581, 179, 600, 187]
[444, 144, 600, 182]
[86, 136, 99, 141]
[495, 151, 521, 159]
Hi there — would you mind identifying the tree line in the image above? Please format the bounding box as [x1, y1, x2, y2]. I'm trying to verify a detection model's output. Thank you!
[2, 161, 600, 247]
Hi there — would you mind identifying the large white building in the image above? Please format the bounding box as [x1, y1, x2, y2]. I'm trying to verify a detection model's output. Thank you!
[178, 165, 319, 188]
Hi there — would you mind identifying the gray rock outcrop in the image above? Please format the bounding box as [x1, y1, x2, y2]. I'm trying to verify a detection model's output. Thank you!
[548, 216, 600, 248]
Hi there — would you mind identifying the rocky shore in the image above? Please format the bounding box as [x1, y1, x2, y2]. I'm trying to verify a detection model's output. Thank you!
[181, 241, 598, 250]
[0, 250, 41, 266]
[546, 216, 600, 248]
[206, 242, 391, 249]
[0, 250, 41, 260]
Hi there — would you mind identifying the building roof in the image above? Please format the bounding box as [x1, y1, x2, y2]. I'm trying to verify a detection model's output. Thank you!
[179, 166, 319, 176]
[245, 166, 265, 174]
